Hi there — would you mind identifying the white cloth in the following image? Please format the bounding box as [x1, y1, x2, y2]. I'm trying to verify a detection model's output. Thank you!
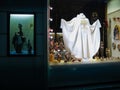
[60, 13, 101, 59]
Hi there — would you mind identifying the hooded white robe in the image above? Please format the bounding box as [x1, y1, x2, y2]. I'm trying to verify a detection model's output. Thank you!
[60, 13, 101, 59]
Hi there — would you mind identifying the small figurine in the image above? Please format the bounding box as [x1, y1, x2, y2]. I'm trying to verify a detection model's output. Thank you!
[64, 51, 72, 62]
[12, 32, 23, 53]
[106, 48, 110, 58]
[27, 39, 32, 54]
[117, 44, 120, 51]
[49, 50, 54, 62]
[12, 23, 26, 54]
[49, 49, 59, 64]
[112, 43, 116, 50]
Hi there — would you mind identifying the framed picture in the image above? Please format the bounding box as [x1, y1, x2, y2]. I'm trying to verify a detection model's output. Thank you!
[8, 13, 35, 56]
[113, 25, 120, 40]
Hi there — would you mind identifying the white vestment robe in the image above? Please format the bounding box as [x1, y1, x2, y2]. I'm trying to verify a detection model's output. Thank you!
[60, 13, 101, 59]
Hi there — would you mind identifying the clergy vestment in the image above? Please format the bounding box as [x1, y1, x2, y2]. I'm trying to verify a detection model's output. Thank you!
[60, 13, 101, 59]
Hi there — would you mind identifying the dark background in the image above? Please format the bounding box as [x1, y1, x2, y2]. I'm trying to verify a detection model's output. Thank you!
[50, 0, 107, 32]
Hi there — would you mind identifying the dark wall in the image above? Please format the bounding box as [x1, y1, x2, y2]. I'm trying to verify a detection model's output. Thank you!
[49, 62, 120, 89]
[0, 0, 48, 89]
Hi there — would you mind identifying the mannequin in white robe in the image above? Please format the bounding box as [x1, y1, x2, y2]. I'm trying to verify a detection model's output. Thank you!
[60, 13, 101, 60]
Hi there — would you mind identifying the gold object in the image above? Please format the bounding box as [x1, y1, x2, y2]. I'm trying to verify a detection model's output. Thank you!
[81, 19, 87, 25]
[49, 53, 54, 62]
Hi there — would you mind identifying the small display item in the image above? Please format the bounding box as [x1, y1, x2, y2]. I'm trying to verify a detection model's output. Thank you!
[117, 44, 120, 51]
[106, 48, 110, 57]
[113, 25, 120, 40]
[112, 42, 116, 50]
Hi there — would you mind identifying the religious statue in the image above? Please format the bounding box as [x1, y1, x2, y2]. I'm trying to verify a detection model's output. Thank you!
[60, 13, 101, 60]
[12, 24, 26, 53]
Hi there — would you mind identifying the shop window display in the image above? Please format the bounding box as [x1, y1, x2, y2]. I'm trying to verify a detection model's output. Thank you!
[60, 13, 101, 60]
[108, 9, 120, 58]
[8, 14, 35, 56]
[48, 33, 120, 65]
[48, 0, 120, 65]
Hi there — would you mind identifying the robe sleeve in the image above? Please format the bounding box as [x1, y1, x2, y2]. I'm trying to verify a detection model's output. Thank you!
[91, 19, 101, 57]
[60, 18, 75, 32]
[90, 19, 101, 32]
[60, 18, 76, 53]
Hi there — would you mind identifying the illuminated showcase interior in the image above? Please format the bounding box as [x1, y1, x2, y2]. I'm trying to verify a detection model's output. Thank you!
[48, 0, 120, 65]
[48, 33, 120, 65]
[9, 14, 35, 55]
